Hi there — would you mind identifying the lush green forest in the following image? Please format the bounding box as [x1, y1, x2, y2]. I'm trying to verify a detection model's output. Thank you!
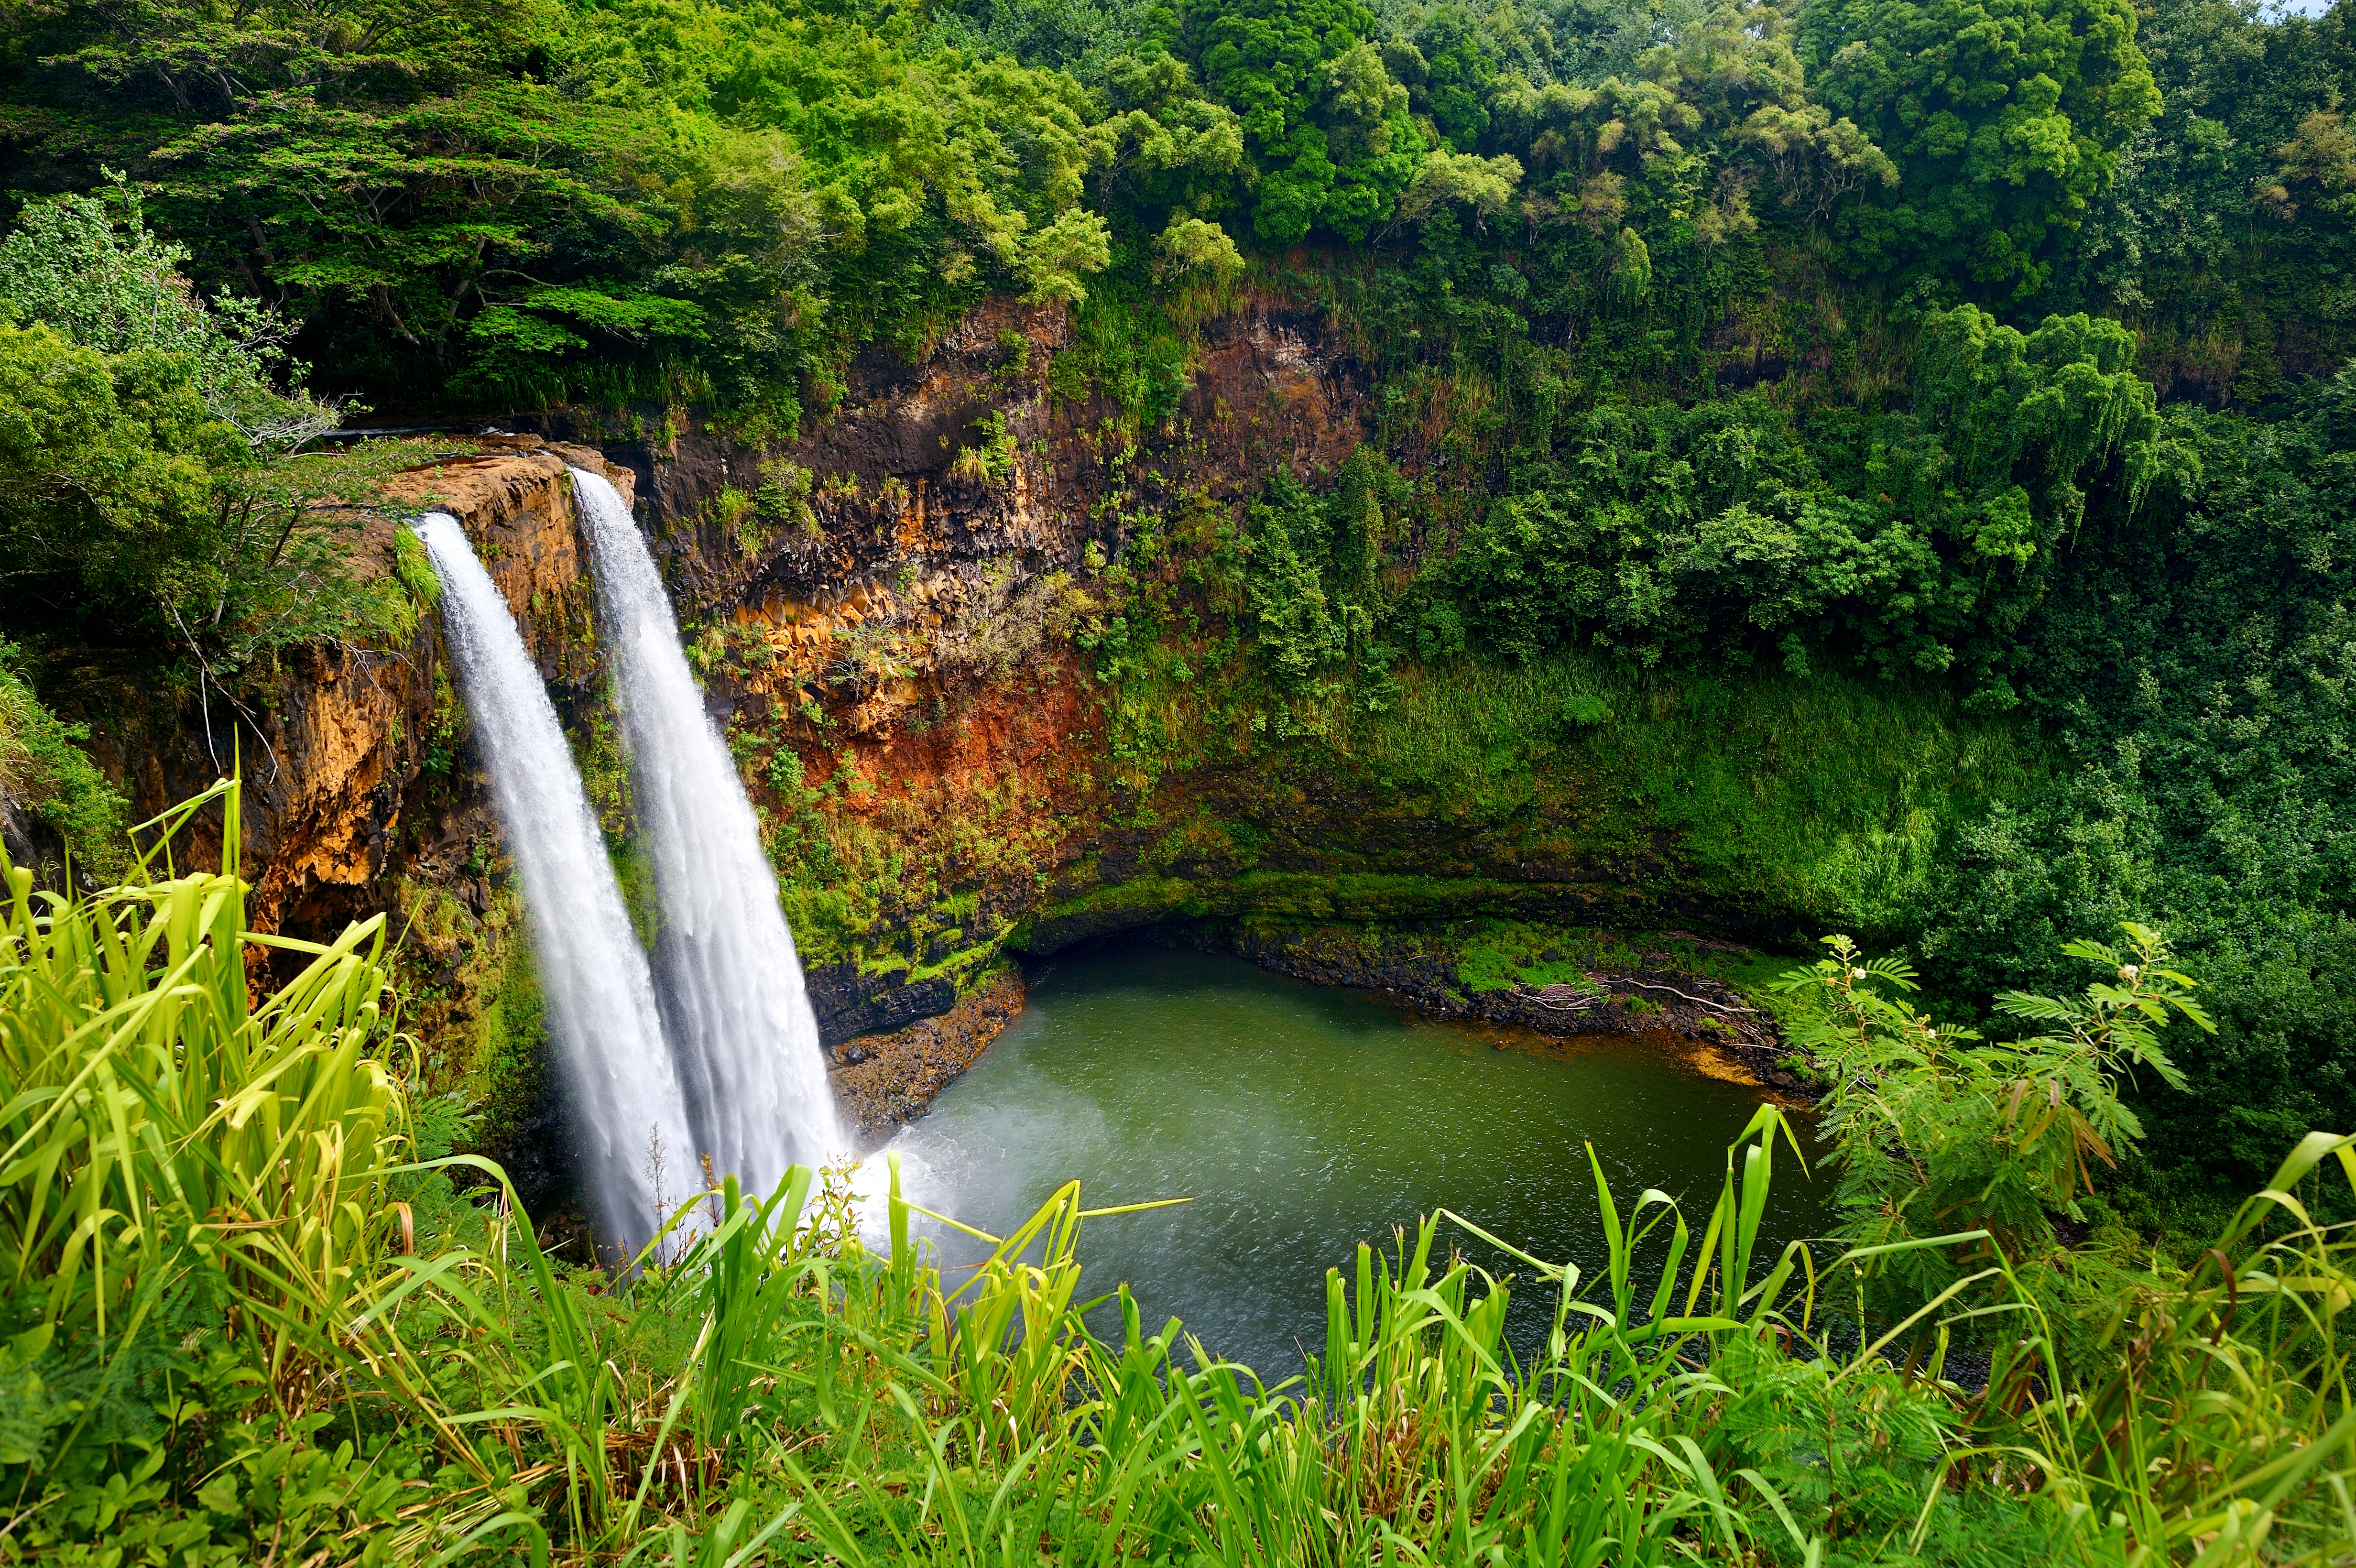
[5, 0, 2356, 1557]
[7, 0, 2356, 1217]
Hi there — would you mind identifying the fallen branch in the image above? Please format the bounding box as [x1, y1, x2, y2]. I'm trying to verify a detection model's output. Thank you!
[1610, 978, 1758, 1015]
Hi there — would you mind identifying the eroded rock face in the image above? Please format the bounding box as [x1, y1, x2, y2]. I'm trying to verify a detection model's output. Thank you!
[480, 292, 1429, 1024]
[829, 967, 1027, 1139]
[83, 293, 1791, 1159]
[559, 295, 1370, 638]
[261, 444, 627, 938]
[77, 439, 627, 945]
[805, 961, 958, 1049]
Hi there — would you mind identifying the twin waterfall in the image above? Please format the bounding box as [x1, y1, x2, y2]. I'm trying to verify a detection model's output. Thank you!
[412, 514, 699, 1244]
[415, 474, 841, 1251]
[569, 470, 841, 1198]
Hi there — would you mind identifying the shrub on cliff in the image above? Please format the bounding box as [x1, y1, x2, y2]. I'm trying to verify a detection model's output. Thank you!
[1778, 926, 2207, 1306]
[0, 190, 445, 747]
[1439, 308, 2157, 701]
[1802, 0, 2162, 298]
[0, 176, 338, 453]
[0, 646, 124, 877]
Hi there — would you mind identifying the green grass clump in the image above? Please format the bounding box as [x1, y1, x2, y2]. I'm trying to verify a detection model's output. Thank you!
[0, 779, 407, 1421]
[8, 790, 2351, 1566]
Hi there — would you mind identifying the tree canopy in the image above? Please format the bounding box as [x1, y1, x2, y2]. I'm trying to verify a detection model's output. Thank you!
[5, 0, 2356, 1217]
[1803, 0, 2161, 296]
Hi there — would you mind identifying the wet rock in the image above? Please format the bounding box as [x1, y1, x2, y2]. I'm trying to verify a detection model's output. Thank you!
[829, 968, 1027, 1136]
[805, 960, 957, 1047]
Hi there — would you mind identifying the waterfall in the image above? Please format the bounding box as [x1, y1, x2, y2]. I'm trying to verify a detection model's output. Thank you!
[568, 468, 844, 1192]
[414, 513, 698, 1250]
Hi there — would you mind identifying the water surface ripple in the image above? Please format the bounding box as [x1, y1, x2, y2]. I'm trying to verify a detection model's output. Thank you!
[885, 942, 1832, 1377]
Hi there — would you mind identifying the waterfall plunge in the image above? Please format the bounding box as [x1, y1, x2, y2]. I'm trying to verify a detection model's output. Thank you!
[569, 468, 844, 1193]
[414, 514, 698, 1249]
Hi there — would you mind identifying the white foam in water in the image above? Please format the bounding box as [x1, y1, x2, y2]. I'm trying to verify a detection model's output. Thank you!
[414, 513, 698, 1250]
[848, 1142, 925, 1252]
[569, 467, 845, 1195]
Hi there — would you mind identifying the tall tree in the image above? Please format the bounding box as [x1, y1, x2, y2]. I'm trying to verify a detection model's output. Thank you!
[1801, 0, 2161, 298]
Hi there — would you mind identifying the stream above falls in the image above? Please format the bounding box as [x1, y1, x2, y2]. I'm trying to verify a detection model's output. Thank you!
[875, 941, 1833, 1377]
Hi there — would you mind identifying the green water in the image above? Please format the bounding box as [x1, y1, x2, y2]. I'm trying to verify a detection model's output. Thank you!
[881, 941, 1832, 1378]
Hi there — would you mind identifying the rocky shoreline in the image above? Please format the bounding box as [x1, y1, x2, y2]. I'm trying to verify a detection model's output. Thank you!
[826, 923, 1819, 1142]
[828, 966, 1027, 1138]
[1193, 924, 1814, 1093]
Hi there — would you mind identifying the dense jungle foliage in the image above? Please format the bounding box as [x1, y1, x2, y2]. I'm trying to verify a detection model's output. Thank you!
[0, 0, 2353, 1508]
[1, 0, 2356, 1557]
[1, 807, 2351, 1563]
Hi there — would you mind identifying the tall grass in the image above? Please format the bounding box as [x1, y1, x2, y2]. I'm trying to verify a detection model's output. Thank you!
[0, 777, 407, 1409]
[354, 1106, 2351, 1565]
[3, 804, 2352, 1564]
[2005, 1131, 2356, 1564]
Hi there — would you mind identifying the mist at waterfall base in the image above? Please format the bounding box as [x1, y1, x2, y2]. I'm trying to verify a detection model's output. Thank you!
[412, 514, 696, 1248]
[569, 467, 844, 1194]
[875, 943, 1831, 1377]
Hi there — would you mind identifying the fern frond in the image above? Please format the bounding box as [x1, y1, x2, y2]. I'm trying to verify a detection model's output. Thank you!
[1992, 991, 2078, 1023]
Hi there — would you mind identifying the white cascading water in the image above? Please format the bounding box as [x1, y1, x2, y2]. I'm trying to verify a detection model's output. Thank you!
[568, 468, 844, 1193]
[414, 513, 701, 1251]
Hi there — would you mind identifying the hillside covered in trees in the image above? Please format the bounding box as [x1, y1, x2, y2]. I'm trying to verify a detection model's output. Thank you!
[6, 0, 2356, 1560]
[9, 0, 2356, 1215]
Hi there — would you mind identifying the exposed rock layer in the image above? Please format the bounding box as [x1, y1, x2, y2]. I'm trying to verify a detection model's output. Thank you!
[71, 439, 624, 936]
[1189, 923, 1811, 1094]
[69, 293, 1813, 1157]
[829, 967, 1027, 1138]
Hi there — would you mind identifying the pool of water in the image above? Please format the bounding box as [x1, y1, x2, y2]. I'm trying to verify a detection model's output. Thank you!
[875, 940, 1831, 1379]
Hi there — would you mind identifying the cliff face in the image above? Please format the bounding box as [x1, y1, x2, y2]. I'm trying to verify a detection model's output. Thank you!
[598, 295, 1369, 631]
[503, 291, 1461, 1031]
[72, 441, 647, 1208]
[76, 291, 1827, 1181]
[501, 293, 1741, 1007]
[80, 441, 627, 943]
